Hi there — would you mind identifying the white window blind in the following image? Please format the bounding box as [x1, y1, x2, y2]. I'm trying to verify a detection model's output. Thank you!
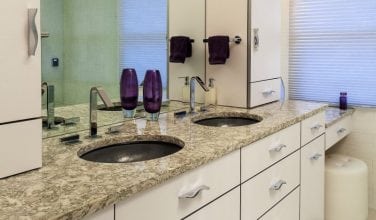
[119, 0, 167, 87]
[289, 0, 376, 106]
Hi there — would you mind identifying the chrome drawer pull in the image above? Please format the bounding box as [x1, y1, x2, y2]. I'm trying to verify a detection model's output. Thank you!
[28, 8, 38, 56]
[310, 153, 323, 161]
[337, 128, 347, 134]
[262, 90, 276, 96]
[310, 124, 323, 130]
[178, 185, 210, 199]
[270, 180, 287, 191]
[254, 28, 260, 50]
[269, 144, 287, 153]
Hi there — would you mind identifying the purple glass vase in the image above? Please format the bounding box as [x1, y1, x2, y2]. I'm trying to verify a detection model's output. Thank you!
[143, 70, 163, 120]
[120, 68, 139, 118]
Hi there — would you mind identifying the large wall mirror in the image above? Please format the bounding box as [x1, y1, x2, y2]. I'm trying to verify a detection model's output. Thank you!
[41, 0, 206, 138]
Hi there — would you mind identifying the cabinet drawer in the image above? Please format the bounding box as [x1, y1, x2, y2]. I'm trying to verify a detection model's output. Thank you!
[301, 112, 325, 146]
[300, 135, 325, 220]
[183, 187, 240, 220]
[115, 150, 240, 220]
[250, 78, 281, 108]
[326, 115, 351, 150]
[0, 119, 42, 178]
[241, 151, 300, 219]
[259, 187, 300, 220]
[241, 123, 300, 182]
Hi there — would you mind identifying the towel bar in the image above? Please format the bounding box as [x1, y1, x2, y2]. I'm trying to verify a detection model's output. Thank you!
[203, 36, 242, 44]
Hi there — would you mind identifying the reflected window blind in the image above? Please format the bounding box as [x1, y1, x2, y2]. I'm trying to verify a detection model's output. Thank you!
[119, 0, 167, 87]
[289, 0, 376, 106]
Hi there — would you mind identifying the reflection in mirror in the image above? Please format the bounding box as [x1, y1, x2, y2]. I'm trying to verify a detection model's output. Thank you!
[168, 0, 206, 103]
[40, 0, 205, 138]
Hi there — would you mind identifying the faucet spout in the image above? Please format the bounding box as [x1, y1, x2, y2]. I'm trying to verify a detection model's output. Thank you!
[190, 76, 209, 113]
[42, 82, 56, 129]
[89, 87, 114, 137]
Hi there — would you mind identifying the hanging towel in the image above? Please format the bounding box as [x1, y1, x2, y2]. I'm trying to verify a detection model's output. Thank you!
[208, 36, 230, 65]
[169, 36, 192, 63]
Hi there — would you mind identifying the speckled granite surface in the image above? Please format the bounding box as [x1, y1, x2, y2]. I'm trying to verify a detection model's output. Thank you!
[0, 100, 327, 220]
[325, 107, 355, 127]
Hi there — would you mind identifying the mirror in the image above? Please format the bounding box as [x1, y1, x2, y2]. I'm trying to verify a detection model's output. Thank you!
[41, 0, 206, 138]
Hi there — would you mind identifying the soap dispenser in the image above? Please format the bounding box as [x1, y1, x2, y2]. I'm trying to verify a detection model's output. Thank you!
[179, 76, 190, 102]
[205, 78, 217, 105]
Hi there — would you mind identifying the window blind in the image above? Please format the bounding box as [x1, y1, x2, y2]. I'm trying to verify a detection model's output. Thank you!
[119, 0, 168, 87]
[289, 0, 376, 106]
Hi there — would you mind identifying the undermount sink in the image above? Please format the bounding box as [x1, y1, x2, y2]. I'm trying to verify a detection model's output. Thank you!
[192, 112, 262, 127]
[78, 136, 184, 163]
[42, 116, 65, 128]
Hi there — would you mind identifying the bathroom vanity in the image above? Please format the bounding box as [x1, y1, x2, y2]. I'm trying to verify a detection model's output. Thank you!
[0, 101, 332, 219]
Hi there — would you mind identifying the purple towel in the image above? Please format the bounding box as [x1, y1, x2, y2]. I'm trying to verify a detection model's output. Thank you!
[208, 36, 230, 65]
[169, 36, 192, 63]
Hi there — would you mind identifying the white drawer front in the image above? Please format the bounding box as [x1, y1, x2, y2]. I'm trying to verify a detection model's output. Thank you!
[115, 150, 240, 220]
[250, 78, 281, 108]
[0, 119, 42, 178]
[326, 115, 351, 150]
[259, 187, 300, 220]
[241, 123, 300, 182]
[184, 187, 240, 220]
[241, 151, 300, 220]
[301, 112, 325, 146]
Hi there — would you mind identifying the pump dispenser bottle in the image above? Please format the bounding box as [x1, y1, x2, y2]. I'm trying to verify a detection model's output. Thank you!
[179, 76, 190, 102]
[205, 78, 217, 105]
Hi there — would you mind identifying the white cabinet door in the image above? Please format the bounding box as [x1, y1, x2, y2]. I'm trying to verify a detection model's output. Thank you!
[184, 187, 240, 220]
[250, 0, 281, 82]
[0, 0, 41, 123]
[300, 135, 325, 220]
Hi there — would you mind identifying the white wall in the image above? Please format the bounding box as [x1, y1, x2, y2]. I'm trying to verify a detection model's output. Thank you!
[328, 108, 376, 210]
[281, 0, 289, 100]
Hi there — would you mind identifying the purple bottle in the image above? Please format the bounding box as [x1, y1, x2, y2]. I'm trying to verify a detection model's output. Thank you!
[120, 68, 139, 118]
[339, 92, 348, 110]
[143, 70, 163, 121]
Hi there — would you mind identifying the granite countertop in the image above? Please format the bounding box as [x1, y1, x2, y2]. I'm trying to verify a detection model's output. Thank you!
[0, 100, 327, 220]
[325, 107, 355, 127]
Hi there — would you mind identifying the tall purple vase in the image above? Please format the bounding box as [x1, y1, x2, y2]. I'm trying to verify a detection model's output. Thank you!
[120, 68, 138, 118]
[143, 70, 163, 121]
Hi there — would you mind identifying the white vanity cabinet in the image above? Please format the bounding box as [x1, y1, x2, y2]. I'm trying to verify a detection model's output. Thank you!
[300, 135, 325, 220]
[0, 0, 42, 178]
[85, 112, 328, 220]
[115, 150, 240, 220]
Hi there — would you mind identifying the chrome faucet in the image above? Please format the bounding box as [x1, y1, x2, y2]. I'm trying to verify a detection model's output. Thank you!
[89, 87, 114, 137]
[41, 82, 56, 129]
[190, 76, 210, 113]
